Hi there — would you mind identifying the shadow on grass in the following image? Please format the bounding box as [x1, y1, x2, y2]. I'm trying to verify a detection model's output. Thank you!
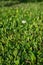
[0, 1, 43, 7]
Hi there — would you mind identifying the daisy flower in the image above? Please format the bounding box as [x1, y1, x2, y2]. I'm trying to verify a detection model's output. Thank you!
[22, 20, 26, 24]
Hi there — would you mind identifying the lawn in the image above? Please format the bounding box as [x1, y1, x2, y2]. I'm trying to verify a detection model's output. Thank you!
[0, 2, 43, 65]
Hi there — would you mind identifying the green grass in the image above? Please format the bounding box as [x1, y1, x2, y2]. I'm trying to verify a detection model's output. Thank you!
[0, 3, 43, 65]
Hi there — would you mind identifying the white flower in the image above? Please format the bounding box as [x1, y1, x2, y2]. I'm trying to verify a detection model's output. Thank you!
[22, 20, 26, 24]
